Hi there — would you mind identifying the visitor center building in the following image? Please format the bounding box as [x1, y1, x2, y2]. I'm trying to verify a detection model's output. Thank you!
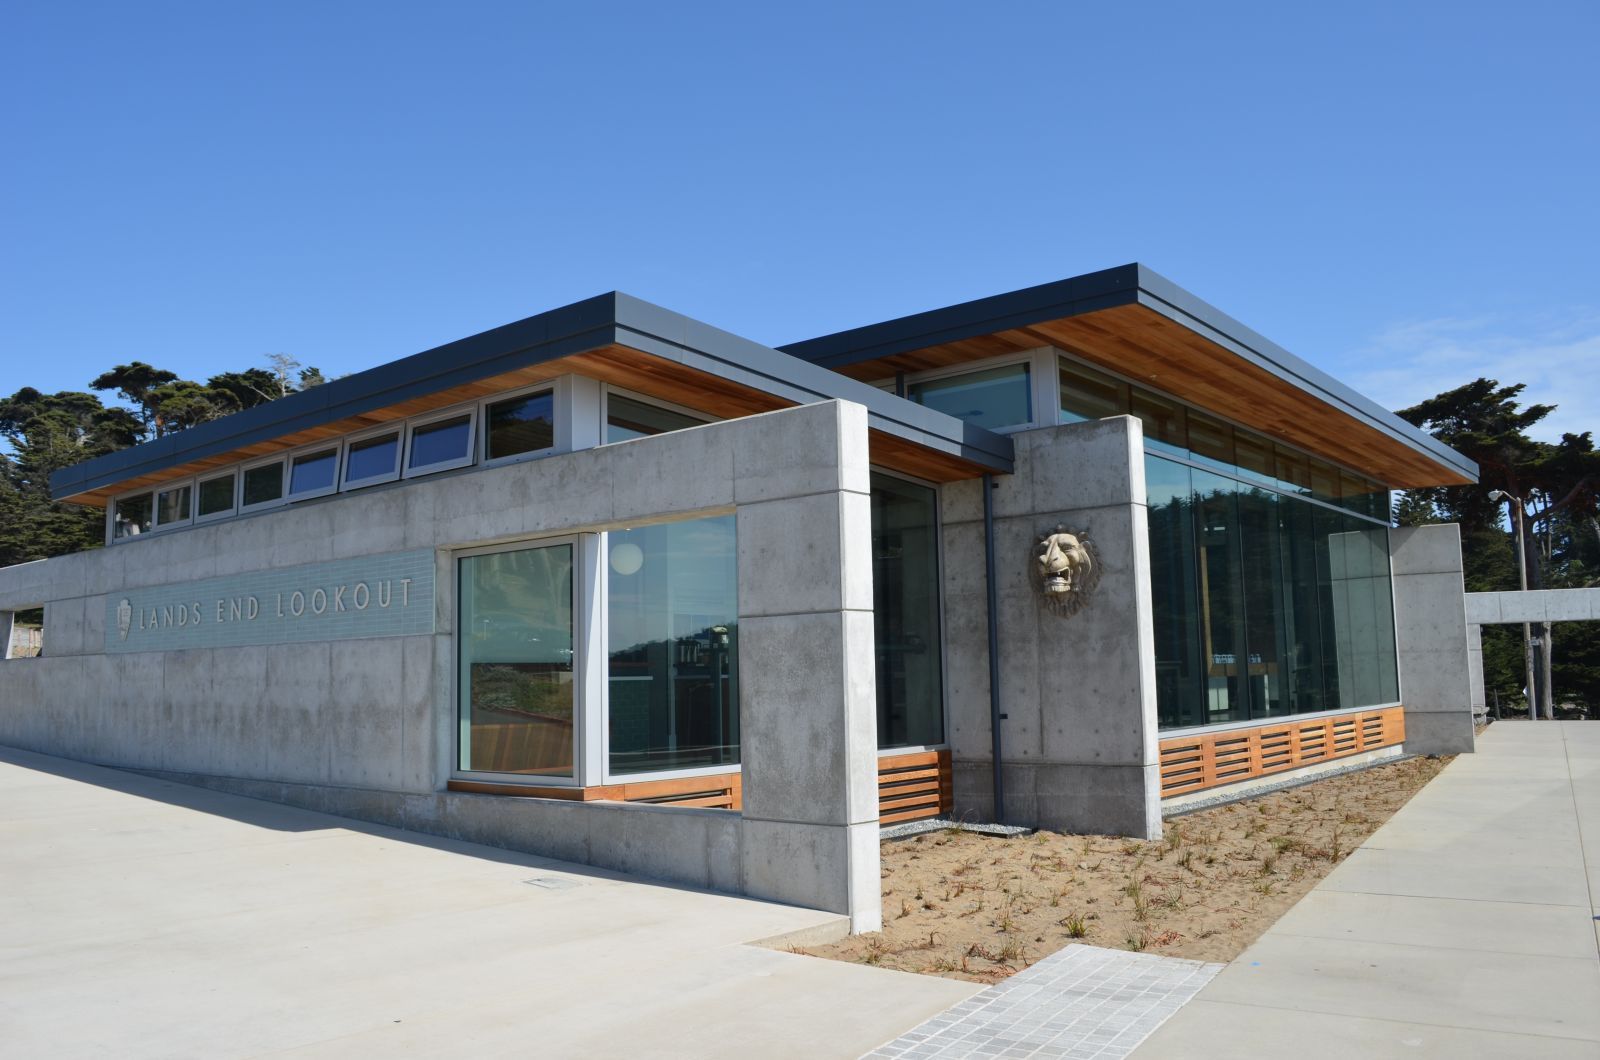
[0, 265, 1479, 931]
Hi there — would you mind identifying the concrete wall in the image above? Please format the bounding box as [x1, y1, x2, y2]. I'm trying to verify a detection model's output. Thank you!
[1462, 588, 1600, 720]
[0, 400, 882, 931]
[1389, 524, 1475, 754]
[939, 415, 1161, 838]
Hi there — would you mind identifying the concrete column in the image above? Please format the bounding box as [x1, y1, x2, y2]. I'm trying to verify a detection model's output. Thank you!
[942, 415, 1161, 839]
[1390, 524, 1475, 754]
[735, 402, 881, 932]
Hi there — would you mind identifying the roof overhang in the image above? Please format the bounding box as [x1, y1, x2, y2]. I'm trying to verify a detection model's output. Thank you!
[781, 264, 1478, 489]
[51, 294, 1014, 506]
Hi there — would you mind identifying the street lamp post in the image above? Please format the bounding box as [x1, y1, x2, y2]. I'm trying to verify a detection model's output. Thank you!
[1490, 490, 1540, 720]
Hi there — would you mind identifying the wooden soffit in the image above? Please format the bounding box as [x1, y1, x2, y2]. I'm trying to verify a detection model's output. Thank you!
[829, 302, 1473, 489]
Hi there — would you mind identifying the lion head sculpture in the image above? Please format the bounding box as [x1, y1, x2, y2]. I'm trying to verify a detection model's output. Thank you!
[1033, 526, 1100, 618]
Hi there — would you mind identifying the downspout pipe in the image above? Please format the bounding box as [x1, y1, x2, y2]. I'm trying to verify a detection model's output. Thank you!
[982, 473, 1005, 823]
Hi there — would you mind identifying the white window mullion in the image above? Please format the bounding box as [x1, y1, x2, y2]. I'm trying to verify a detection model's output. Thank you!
[577, 531, 607, 787]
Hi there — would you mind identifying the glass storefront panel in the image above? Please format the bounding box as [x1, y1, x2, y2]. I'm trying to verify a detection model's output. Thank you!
[1146, 457, 1203, 728]
[909, 363, 1032, 430]
[1193, 470, 1249, 724]
[1149, 454, 1399, 731]
[607, 516, 739, 775]
[1055, 353, 1390, 519]
[871, 473, 945, 748]
[458, 543, 575, 776]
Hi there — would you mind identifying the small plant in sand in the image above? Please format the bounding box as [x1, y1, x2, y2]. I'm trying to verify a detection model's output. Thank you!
[1060, 913, 1089, 938]
[1126, 934, 1148, 952]
[1165, 827, 1184, 852]
[1259, 852, 1278, 876]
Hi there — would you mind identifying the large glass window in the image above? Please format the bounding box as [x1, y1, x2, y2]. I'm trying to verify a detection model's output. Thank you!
[607, 516, 738, 776]
[871, 473, 945, 748]
[908, 363, 1032, 430]
[606, 395, 705, 444]
[1061, 354, 1389, 519]
[112, 492, 153, 539]
[1147, 452, 1400, 730]
[486, 390, 555, 460]
[458, 543, 575, 777]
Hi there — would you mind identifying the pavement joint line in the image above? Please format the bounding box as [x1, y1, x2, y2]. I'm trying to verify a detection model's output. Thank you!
[1313, 885, 1594, 909]
[1166, 995, 1600, 1045]
[1263, 927, 1600, 961]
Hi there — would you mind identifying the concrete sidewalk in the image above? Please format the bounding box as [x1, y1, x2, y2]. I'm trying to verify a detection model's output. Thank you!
[0, 747, 974, 1059]
[1133, 721, 1600, 1059]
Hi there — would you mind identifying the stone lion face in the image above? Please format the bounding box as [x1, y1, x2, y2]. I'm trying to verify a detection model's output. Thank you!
[1036, 531, 1090, 595]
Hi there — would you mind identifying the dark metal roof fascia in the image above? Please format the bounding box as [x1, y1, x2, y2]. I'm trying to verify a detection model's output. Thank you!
[780, 263, 1478, 485]
[777, 264, 1142, 368]
[51, 292, 1012, 500]
[611, 293, 1013, 472]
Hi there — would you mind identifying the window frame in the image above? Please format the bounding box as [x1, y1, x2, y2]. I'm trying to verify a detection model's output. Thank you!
[151, 478, 196, 532]
[451, 532, 589, 788]
[107, 488, 157, 544]
[479, 383, 560, 470]
[238, 454, 290, 514]
[891, 349, 1050, 434]
[339, 424, 404, 491]
[193, 467, 240, 524]
[599, 386, 713, 446]
[285, 441, 343, 502]
[595, 514, 744, 786]
[403, 403, 478, 479]
[868, 466, 952, 757]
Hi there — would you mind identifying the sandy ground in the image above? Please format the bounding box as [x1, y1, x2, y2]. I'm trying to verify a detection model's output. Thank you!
[800, 755, 1452, 984]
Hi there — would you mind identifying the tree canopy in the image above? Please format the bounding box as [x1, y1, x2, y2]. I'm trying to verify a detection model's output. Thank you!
[0, 356, 324, 567]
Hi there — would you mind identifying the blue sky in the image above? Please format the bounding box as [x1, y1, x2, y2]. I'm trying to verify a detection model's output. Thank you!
[4, 1, 1596, 441]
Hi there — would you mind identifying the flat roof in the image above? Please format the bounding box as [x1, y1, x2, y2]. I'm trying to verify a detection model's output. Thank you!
[50, 294, 1014, 504]
[781, 264, 1478, 488]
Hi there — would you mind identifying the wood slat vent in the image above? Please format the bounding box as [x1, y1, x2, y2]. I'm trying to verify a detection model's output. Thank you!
[878, 749, 954, 824]
[1157, 706, 1405, 798]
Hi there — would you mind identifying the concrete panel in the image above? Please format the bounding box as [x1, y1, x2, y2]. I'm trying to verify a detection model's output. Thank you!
[732, 401, 870, 504]
[736, 491, 872, 619]
[1391, 524, 1473, 751]
[1390, 522, 1466, 576]
[740, 817, 879, 929]
[1026, 415, 1142, 511]
[1406, 710, 1477, 755]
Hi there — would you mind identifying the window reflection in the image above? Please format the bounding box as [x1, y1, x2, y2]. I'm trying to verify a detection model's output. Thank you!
[606, 395, 705, 444]
[872, 473, 944, 748]
[909, 363, 1032, 430]
[1147, 453, 1400, 730]
[607, 516, 738, 775]
[458, 544, 575, 776]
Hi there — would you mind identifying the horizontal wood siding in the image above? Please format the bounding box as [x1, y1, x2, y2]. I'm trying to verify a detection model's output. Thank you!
[449, 749, 958, 821]
[1157, 706, 1405, 798]
[878, 749, 954, 824]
